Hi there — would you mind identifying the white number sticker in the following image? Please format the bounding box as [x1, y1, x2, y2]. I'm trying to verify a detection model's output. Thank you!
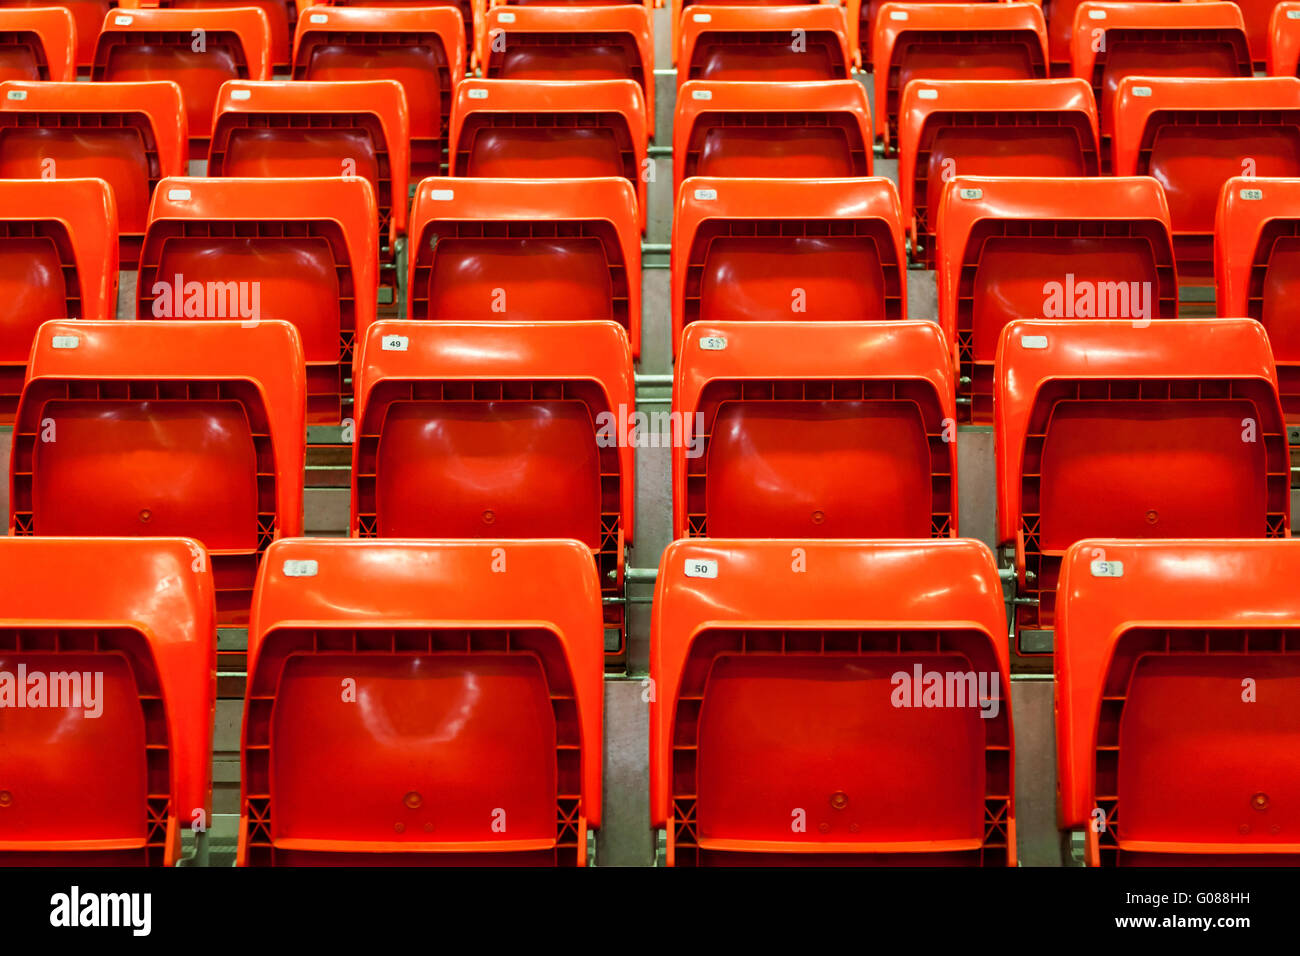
[685, 559, 718, 579]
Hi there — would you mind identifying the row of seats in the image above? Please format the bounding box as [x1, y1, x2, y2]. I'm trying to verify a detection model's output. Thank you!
[5, 315, 1290, 659]
[4, 533, 1296, 865]
[7, 170, 1300, 424]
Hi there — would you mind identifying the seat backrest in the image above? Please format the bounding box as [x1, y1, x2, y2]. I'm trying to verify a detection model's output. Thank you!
[0, 177, 117, 423]
[1071, 1, 1250, 148]
[1112, 75, 1300, 280]
[137, 175, 377, 426]
[1269, 1, 1300, 76]
[1043, 0, 1175, 71]
[291, 5, 464, 179]
[483, 5, 654, 138]
[872, 2, 1049, 152]
[451, 78, 647, 230]
[898, 77, 1099, 265]
[240, 537, 604, 866]
[92, 6, 271, 147]
[0, 79, 186, 266]
[0, 536, 215, 866]
[406, 176, 642, 356]
[0, 0, 111, 70]
[671, 176, 906, 357]
[1214, 174, 1300, 426]
[678, 4, 852, 84]
[650, 537, 1012, 866]
[672, 320, 956, 539]
[848, 0, 1008, 70]
[127, 0, 295, 69]
[672, 0, 802, 64]
[10, 319, 306, 624]
[1055, 538, 1300, 865]
[326, 0, 474, 66]
[0, 5, 74, 80]
[937, 175, 1177, 423]
[208, 79, 410, 248]
[994, 318, 1289, 654]
[673, 79, 872, 192]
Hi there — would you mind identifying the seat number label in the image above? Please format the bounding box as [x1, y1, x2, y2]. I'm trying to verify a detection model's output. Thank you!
[684, 559, 718, 579]
[1090, 559, 1124, 578]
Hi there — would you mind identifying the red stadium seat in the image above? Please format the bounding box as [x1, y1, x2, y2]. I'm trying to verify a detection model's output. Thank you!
[671, 0, 803, 65]
[136, 176, 377, 425]
[1056, 538, 1300, 865]
[0, 177, 117, 424]
[1268, 0, 1300, 76]
[677, 5, 852, 84]
[0, 79, 187, 267]
[995, 318, 1289, 655]
[0, 0, 110, 71]
[672, 321, 956, 539]
[650, 537, 1013, 866]
[292, 6, 464, 180]
[351, 318, 634, 658]
[1185, 0, 1273, 71]
[239, 538, 604, 866]
[937, 175, 1177, 423]
[1113, 76, 1300, 282]
[92, 6, 271, 152]
[407, 177, 642, 357]
[673, 79, 871, 193]
[120, 0, 294, 69]
[898, 78, 1099, 266]
[849, 0, 1008, 71]
[0, 6, 74, 80]
[483, 5, 654, 140]
[873, 2, 1049, 153]
[670, 177, 906, 358]
[0, 537, 215, 866]
[1215, 175, 1300, 427]
[1044, 0, 1174, 73]
[208, 79, 409, 253]
[327, 0, 474, 67]
[9, 319, 306, 624]
[451, 78, 647, 231]
[1071, 1, 1250, 167]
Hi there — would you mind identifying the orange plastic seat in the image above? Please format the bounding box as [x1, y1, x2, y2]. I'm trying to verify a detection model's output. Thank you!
[651, 537, 1013, 866]
[678, 5, 852, 85]
[995, 318, 1289, 655]
[672, 321, 956, 539]
[1268, 0, 1300, 76]
[671, 0, 805, 65]
[239, 538, 603, 866]
[1071, 1, 1250, 166]
[0, 178, 117, 424]
[1044, 0, 1174, 72]
[208, 79, 410, 252]
[873, 3, 1049, 154]
[451, 78, 648, 231]
[0, 536, 215, 866]
[136, 176, 377, 426]
[352, 319, 634, 658]
[92, 7, 271, 152]
[938, 176, 1177, 423]
[328, 0, 474, 67]
[899, 78, 1099, 266]
[407, 177, 642, 357]
[671, 177, 906, 358]
[1188, 0, 1273, 71]
[1215, 176, 1300, 427]
[0, 0, 109, 71]
[1113, 76, 1300, 282]
[483, 6, 654, 140]
[673, 79, 871, 193]
[849, 0, 1008, 71]
[1057, 538, 1300, 865]
[123, 0, 296, 70]
[0, 6, 74, 80]
[0, 80, 187, 267]
[10, 319, 306, 624]
[292, 6, 463, 180]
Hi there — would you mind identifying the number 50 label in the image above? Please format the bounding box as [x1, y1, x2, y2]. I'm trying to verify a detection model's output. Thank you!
[685, 559, 718, 579]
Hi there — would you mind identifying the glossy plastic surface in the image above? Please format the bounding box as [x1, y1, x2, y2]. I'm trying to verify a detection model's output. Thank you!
[678, 5, 851, 85]
[0, 6, 74, 80]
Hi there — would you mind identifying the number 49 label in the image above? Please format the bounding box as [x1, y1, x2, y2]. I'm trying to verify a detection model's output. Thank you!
[685, 559, 718, 579]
